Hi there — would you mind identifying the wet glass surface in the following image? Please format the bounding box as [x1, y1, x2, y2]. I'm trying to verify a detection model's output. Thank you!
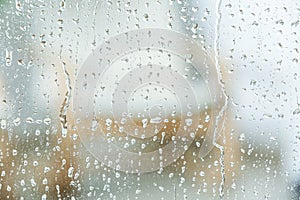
[0, 0, 299, 199]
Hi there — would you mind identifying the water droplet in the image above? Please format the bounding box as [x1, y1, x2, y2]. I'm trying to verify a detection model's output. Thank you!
[13, 117, 21, 126]
[12, 149, 17, 156]
[1, 119, 7, 129]
[150, 116, 162, 123]
[143, 14, 149, 22]
[293, 108, 300, 115]
[142, 118, 148, 128]
[185, 118, 193, 126]
[106, 118, 112, 126]
[68, 167, 74, 178]
[5, 49, 12, 66]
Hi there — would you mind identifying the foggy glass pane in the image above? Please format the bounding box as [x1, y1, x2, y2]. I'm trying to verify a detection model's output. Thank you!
[0, 0, 299, 199]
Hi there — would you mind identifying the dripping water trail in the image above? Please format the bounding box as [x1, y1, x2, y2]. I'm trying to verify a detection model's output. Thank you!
[213, 0, 228, 198]
[215, 143, 225, 198]
[174, 183, 176, 200]
[59, 62, 72, 138]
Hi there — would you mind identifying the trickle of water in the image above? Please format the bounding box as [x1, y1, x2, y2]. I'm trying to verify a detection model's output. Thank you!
[215, 143, 225, 198]
[59, 62, 72, 138]
[213, 0, 228, 198]
[160, 132, 165, 144]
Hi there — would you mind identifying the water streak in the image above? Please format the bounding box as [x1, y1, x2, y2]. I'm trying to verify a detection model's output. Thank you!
[213, 0, 228, 198]
[59, 62, 72, 138]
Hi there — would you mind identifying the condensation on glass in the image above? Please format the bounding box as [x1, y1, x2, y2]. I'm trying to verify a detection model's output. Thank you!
[0, 0, 299, 199]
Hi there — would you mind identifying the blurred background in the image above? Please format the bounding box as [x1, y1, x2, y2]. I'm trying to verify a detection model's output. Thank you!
[0, 0, 300, 199]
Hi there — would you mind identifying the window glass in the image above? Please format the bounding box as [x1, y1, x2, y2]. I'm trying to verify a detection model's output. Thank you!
[0, 0, 299, 199]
